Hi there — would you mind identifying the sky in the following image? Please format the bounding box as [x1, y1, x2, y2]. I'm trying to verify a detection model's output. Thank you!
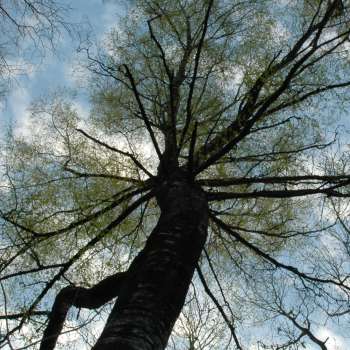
[0, 0, 122, 134]
[0, 1, 122, 348]
[1, 1, 350, 349]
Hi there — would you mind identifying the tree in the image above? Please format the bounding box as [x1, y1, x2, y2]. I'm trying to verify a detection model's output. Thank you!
[1, 0, 350, 349]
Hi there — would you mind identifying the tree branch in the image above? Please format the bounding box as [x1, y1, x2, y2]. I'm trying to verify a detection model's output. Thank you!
[206, 182, 350, 201]
[147, 15, 172, 79]
[0, 190, 155, 346]
[0, 310, 49, 320]
[2, 186, 148, 238]
[278, 307, 328, 350]
[39, 272, 127, 350]
[211, 214, 350, 292]
[121, 64, 163, 160]
[179, 0, 214, 151]
[75, 128, 154, 178]
[196, 265, 243, 350]
[63, 165, 143, 184]
[198, 174, 350, 187]
[193, 2, 342, 173]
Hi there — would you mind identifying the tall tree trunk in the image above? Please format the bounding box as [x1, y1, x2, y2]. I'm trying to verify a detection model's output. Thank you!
[92, 178, 208, 350]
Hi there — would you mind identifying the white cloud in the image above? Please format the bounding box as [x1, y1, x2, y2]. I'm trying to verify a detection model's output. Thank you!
[73, 101, 89, 120]
[316, 327, 347, 350]
[57, 320, 81, 345]
[100, 2, 121, 32]
[271, 21, 291, 43]
[8, 87, 32, 138]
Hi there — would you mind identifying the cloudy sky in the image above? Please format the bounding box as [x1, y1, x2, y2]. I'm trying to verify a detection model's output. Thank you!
[1, 0, 122, 134]
[1, 1, 350, 349]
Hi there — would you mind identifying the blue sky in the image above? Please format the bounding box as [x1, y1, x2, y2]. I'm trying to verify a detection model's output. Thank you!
[1, 2, 350, 349]
[0, 0, 122, 133]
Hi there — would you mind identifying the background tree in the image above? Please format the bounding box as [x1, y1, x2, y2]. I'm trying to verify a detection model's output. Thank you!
[1, 0, 350, 349]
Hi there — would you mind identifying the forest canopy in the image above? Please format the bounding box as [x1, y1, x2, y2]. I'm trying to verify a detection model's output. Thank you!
[1, 0, 350, 349]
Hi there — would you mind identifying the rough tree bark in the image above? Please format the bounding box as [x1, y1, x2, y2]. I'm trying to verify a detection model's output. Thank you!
[39, 272, 126, 350]
[92, 170, 209, 350]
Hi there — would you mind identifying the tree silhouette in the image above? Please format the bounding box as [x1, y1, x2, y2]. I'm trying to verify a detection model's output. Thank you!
[1, 0, 350, 349]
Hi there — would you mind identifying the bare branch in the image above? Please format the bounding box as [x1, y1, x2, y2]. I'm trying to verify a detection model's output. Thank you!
[63, 166, 143, 184]
[40, 272, 127, 350]
[193, 2, 345, 173]
[196, 265, 243, 350]
[0, 190, 154, 344]
[76, 128, 154, 178]
[121, 64, 163, 160]
[206, 181, 350, 200]
[198, 174, 350, 187]
[211, 214, 350, 292]
[179, 0, 214, 151]
[2, 186, 149, 238]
